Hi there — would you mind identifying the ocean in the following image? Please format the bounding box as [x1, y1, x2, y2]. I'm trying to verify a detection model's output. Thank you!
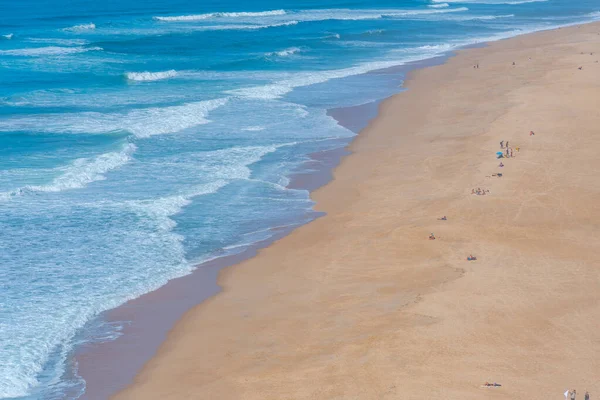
[0, 0, 598, 398]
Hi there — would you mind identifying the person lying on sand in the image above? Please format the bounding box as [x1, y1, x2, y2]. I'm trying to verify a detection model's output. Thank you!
[530, 131, 535, 136]
[429, 233, 436, 240]
[499, 162, 504, 167]
[467, 255, 477, 261]
[484, 382, 501, 387]
[438, 216, 447, 220]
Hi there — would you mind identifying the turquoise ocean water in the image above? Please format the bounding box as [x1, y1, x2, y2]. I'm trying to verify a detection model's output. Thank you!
[1, 0, 599, 398]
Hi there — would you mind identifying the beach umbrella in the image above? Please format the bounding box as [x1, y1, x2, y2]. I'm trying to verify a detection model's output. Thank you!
[496, 151, 503, 156]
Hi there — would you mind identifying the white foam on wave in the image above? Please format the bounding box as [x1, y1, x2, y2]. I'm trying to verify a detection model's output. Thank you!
[0, 98, 228, 138]
[0, 46, 102, 56]
[448, 13, 515, 21]
[428, 3, 449, 8]
[200, 21, 299, 31]
[2, 33, 13, 39]
[1, 143, 136, 200]
[381, 7, 469, 17]
[126, 144, 282, 231]
[154, 9, 286, 21]
[277, 7, 470, 23]
[265, 47, 302, 57]
[63, 23, 96, 32]
[27, 38, 89, 46]
[336, 40, 390, 48]
[500, 0, 547, 3]
[126, 180, 229, 232]
[126, 70, 178, 82]
[241, 126, 266, 131]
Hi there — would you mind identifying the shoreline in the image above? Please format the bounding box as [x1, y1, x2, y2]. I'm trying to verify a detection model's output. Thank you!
[75, 52, 458, 399]
[82, 21, 600, 400]
[112, 20, 600, 399]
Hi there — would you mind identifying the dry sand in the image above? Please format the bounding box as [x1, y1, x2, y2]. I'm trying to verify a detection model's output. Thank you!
[113, 23, 600, 400]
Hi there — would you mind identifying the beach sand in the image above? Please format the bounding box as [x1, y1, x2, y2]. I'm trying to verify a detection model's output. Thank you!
[113, 23, 600, 400]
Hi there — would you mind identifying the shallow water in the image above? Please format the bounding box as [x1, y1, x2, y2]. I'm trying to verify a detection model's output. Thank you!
[1, 0, 599, 398]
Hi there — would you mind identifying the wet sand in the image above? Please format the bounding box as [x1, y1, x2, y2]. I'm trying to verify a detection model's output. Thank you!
[113, 22, 600, 400]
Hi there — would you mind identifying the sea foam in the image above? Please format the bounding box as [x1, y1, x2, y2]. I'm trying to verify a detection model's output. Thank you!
[0, 46, 102, 56]
[27, 38, 89, 46]
[0, 98, 228, 138]
[266, 47, 302, 57]
[200, 21, 299, 31]
[154, 9, 286, 21]
[2, 143, 136, 199]
[63, 23, 96, 32]
[126, 70, 178, 82]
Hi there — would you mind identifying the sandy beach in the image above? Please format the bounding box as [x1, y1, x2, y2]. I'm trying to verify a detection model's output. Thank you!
[113, 22, 600, 400]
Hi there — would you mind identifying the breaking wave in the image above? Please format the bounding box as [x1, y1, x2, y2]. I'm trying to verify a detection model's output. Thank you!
[63, 23, 96, 32]
[266, 47, 302, 57]
[0, 46, 102, 56]
[154, 9, 286, 21]
[1, 143, 136, 199]
[125, 70, 178, 81]
[0, 98, 228, 138]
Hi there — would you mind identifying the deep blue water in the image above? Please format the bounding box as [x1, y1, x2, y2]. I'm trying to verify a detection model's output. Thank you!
[1, 0, 599, 398]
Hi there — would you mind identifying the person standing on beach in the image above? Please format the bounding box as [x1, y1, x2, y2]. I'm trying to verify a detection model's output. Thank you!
[585, 390, 590, 400]
[571, 389, 577, 400]
[500, 140, 504, 148]
[506, 141, 509, 148]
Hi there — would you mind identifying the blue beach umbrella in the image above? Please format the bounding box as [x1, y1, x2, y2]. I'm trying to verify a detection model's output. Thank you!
[496, 151, 503, 156]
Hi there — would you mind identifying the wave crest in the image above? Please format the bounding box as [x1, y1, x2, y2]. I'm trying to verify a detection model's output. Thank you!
[154, 9, 286, 22]
[63, 23, 96, 32]
[0, 46, 102, 56]
[266, 47, 302, 57]
[1, 143, 136, 199]
[126, 70, 178, 82]
[0, 98, 229, 138]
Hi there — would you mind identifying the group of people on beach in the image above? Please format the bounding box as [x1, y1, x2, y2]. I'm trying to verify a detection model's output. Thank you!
[499, 140, 518, 158]
[471, 188, 489, 195]
[566, 389, 591, 400]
